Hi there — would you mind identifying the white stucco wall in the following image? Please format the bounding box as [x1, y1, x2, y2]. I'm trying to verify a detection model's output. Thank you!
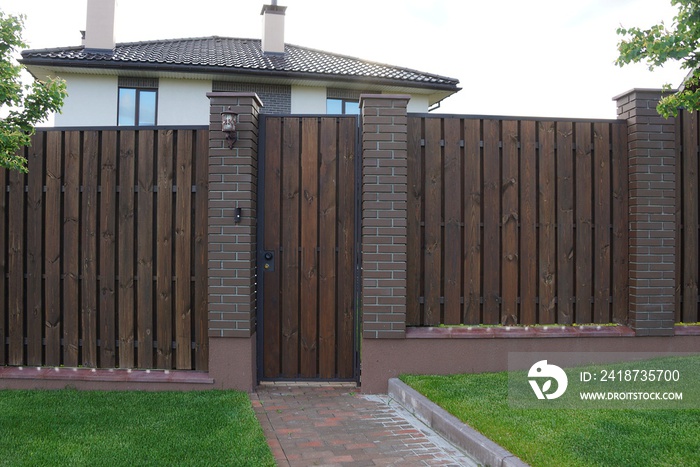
[54, 74, 118, 127]
[406, 95, 429, 113]
[157, 78, 211, 125]
[291, 86, 326, 114]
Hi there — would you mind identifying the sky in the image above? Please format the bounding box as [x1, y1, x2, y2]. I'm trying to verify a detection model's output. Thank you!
[2, 0, 688, 119]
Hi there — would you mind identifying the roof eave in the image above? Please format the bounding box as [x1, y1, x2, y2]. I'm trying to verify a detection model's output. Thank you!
[20, 58, 460, 93]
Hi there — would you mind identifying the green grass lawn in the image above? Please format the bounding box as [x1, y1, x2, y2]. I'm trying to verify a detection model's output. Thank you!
[0, 390, 274, 467]
[401, 356, 700, 467]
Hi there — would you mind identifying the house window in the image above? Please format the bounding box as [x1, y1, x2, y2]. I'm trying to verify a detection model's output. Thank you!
[326, 98, 360, 115]
[118, 77, 158, 126]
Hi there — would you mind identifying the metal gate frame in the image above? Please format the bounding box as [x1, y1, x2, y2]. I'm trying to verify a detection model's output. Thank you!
[255, 114, 362, 383]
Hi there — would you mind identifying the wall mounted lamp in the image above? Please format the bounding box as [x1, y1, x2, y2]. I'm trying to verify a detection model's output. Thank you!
[221, 106, 238, 149]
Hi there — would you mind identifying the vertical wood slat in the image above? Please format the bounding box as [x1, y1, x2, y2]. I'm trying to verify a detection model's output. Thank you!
[682, 111, 699, 322]
[406, 116, 422, 325]
[263, 118, 282, 378]
[464, 119, 481, 324]
[156, 130, 173, 369]
[501, 120, 519, 325]
[575, 123, 593, 323]
[556, 122, 575, 324]
[443, 119, 462, 325]
[8, 160, 25, 365]
[520, 121, 537, 325]
[118, 131, 136, 368]
[137, 131, 155, 368]
[281, 118, 300, 377]
[300, 119, 318, 377]
[194, 129, 209, 371]
[0, 165, 5, 365]
[175, 130, 193, 370]
[538, 122, 557, 324]
[45, 133, 62, 366]
[593, 123, 612, 323]
[612, 123, 629, 324]
[482, 119, 500, 324]
[99, 131, 117, 367]
[336, 117, 355, 379]
[26, 134, 44, 365]
[423, 118, 442, 325]
[63, 131, 81, 366]
[318, 117, 337, 378]
[81, 131, 99, 367]
[675, 115, 683, 323]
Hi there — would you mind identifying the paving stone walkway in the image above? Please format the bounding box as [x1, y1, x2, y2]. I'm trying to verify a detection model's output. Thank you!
[252, 383, 477, 466]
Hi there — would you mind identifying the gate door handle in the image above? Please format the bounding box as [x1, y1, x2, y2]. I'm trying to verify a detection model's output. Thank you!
[263, 251, 275, 271]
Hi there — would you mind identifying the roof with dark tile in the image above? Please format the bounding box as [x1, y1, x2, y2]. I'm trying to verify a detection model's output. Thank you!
[21, 36, 460, 90]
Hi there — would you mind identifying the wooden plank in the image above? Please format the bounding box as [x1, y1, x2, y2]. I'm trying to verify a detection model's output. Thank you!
[575, 123, 593, 324]
[137, 130, 155, 368]
[63, 131, 81, 366]
[611, 123, 629, 324]
[443, 118, 462, 325]
[300, 118, 319, 377]
[482, 119, 501, 324]
[44, 132, 62, 366]
[263, 117, 282, 378]
[463, 119, 481, 324]
[8, 159, 25, 365]
[501, 120, 519, 325]
[81, 131, 99, 367]
[26, 133, 44, 365]
[175, 130, 193, 370]
[156, 130, 174, 368]
[675, 115, 683, 322]
[556, 122, 575, 324]
[683, 111, 699, 322]
[194, 129, 209, 371]
[118, 130, 136, 368]
[336, 117, 356, 379]
[520, 121, 537, 325]
[406, 116, 423, 326]
[99, 131, 118, 367]
[0, 164, 5, 365]
[318, 117, 337, 378]
[423, 118, 442, 325]
[538, 122, 557, 324]
[281, 117, 300, 377]
[593, 123, 612, 323]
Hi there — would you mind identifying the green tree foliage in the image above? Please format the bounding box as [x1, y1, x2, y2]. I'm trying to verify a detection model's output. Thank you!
[1, 10, 66, 172]
[616, 0, 700, 117]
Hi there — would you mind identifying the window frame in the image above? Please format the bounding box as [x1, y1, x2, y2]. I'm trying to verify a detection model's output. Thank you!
[326, 97, 360, 115]
[117, 81, 158, 127]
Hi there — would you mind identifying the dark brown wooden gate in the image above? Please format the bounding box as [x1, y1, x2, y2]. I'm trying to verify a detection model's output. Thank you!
[258, 116, 359, 380]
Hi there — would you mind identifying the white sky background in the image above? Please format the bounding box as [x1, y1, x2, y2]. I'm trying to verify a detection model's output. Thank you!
[2, 0, 688, 119]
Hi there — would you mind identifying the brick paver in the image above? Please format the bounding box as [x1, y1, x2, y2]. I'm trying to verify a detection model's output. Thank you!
[252, 383, 476, 466]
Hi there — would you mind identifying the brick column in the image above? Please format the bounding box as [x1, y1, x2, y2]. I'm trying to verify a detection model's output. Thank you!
[615, 89, 676, 336]
[360, 94, 410, 339]
[206, 92, 263, 390]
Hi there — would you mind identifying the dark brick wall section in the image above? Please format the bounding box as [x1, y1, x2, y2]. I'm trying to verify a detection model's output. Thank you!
[206, 92, 263, 338]
[212, 82, 290, 114]
[360, 94, 411, 339]
[616, 89, 676, 336]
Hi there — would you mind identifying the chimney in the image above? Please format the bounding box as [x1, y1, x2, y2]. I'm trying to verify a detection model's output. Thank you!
[261, 2, 286, 54]
[83, 0, 116, 52]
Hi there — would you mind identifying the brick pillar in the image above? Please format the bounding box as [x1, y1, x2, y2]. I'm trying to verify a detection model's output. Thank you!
[615, 89, 676, 336]
[360, 94, 410, 339]
[206, 92, 263, 390]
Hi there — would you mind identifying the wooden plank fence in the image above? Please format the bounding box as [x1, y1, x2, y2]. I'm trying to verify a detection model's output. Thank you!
[407, 116, 629, 326]
[677, 109, 700, 324]
[0, 129, 208, 369]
